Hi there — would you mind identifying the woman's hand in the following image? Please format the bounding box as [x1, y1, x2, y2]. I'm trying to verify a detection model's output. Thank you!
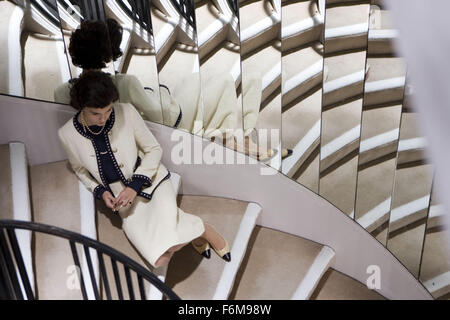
[102, 191, 116, 210]
[114, 187, 137, 211]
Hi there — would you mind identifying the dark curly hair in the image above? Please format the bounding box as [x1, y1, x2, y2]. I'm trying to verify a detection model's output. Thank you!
[69, 19, 123, 70]
[70, 71, 119, 110]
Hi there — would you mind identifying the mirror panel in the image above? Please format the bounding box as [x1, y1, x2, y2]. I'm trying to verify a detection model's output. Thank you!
[150, 0, 204, 135]
[419, 186, 450, 299]
[319, 0, 370, 216]
[239, 0, 282, 170]
[103, 0, 164, 124]
[194, 0, 244, 144]
[353, 4, 406, 245]
[281, 0, 324, 192]
[386, 109, 434, 278]
[57, 0, 115, 80]
[0, 0, 70, 102]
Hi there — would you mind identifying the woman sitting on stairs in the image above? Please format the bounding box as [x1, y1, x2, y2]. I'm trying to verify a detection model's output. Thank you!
[58, 71, 231, 268]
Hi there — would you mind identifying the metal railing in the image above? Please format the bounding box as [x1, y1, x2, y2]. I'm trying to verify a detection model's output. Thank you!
[227, 0, 239, 17]
[170, 0, 196, 30]
[0, 219, 180, 300]
[29, 0, 61, 26]
[117, 0, 153, 35]
[58, 0, 106, 22]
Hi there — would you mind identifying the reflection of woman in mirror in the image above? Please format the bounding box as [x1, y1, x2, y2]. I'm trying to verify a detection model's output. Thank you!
[54, 19, 181, 127]
[58, 71, 231, 268]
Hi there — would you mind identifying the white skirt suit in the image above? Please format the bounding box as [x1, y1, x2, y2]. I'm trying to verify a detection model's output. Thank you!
[58, 102, 205, 267]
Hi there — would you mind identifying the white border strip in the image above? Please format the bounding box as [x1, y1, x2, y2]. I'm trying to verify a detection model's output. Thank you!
[212, 203, 261, 299]
[262, 62, 281, 90]
[9, 142, 34, 298]
[357, 197, 392, 230]
[282, 120, 321, 175]
[398, 137, 427, 152]
[78, 181, 99, 300]
[360, 128, 399, 153]
[284, 60, 323, 94]
[241, 14, 279, 42]
[325, 23, 368, 39]
[148, 172, 181, 300]
[369, 29, 399, 40]
[8, 6, 25, 96]
[390, 195, 431, 224]
[282, 15, 324, 39]
[365, 77, 406, 93]
[197, 16, 228, 48]
[291, 246, 335, 300]
[320, 125, 361, 160]
[323, 70, 365, 94]
[423, 271, 450, 297]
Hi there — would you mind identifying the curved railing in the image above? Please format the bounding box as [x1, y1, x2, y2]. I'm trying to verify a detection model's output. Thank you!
[117, 0, 152, 35]
[170, 0, 196, 30]
[0, 219, 180, 300]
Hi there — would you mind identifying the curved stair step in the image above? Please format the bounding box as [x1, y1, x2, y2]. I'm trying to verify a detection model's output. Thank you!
[368, 8, 398, 56]
[30, 160, 97, 300]
[324, 3, 370, 54]
[95, 172, 181, 300]
[164, 195, 259, 300]
[229, 226, 323, 299]
[310, 269, 385, 300]
[364, 58, 406, 107]
[281, 0, 323, 51]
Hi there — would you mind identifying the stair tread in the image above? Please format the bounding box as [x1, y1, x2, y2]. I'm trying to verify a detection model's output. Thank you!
[165, 195, 250, 300]
[311, 269, 385, 300]
[229, 226, 323, 300]
[30, 160, 85, 300]
[282, 1, 318, 27]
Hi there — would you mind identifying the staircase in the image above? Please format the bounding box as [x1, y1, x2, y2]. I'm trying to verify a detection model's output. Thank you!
[0, 141, 383, 300]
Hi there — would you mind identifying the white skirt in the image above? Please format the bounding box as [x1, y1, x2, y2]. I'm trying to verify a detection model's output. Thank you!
[109, 179, 205, 267]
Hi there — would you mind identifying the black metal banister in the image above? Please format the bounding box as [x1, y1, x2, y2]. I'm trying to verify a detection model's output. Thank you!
[0, 219, 180, 300]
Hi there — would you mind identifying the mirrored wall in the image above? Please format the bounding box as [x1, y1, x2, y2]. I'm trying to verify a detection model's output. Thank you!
[319, 0, 370, 216]
[353, 4, 406, 245]
[1, 0, 449, 299]
[150, 0, 204, 136]
[281, 0, 324, 193]
[0, 0, 70, 101]
[194, 0, 244, 147]
[239, 0, 282, 170]
[102, 0, 164, 125]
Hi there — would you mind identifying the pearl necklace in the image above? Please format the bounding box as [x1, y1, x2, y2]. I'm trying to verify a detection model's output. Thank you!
[80, 110, 105, 135]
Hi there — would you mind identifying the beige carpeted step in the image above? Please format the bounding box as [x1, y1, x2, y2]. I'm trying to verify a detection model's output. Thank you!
[239, 0, 280, 56]
[282, 43, 323, 108]
[282, 0, 322, 51]
[229, 226, 323, 299]
[364, 57, 406, 107]
[322, 51, 366, 107]
[195, 1, 230, 60]
[324, 3, 370, 54]
[165, 195, 253, 299]
[368, 8, 397, 56]
[420, 225, 450, 299]
[397, 113, 429, 166]
[30, 160, 97, 300]
[23, 33, 68, 101]
[311, 268, 385, 300]
[95, 173, 181, 300]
